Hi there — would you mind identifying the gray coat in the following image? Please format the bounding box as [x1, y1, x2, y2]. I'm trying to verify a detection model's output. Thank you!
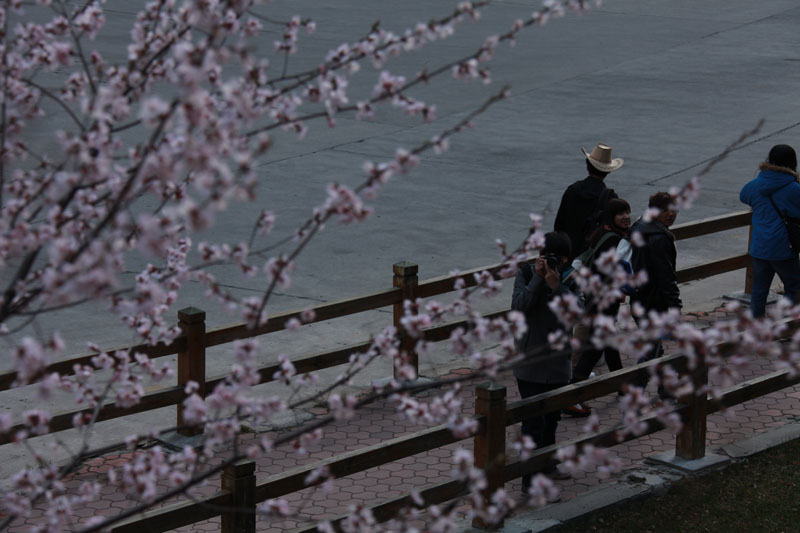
[511, 265, 575, 384]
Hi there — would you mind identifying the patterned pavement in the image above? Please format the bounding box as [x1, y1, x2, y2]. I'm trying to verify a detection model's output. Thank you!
[5, 305, 800, 532]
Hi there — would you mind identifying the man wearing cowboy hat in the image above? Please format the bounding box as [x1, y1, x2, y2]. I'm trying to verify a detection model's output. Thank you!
[554, 143, 623, 260]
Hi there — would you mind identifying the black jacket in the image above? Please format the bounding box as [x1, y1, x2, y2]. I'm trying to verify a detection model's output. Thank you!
[554, 177, 618, 259]
[631, 218, 681, 312]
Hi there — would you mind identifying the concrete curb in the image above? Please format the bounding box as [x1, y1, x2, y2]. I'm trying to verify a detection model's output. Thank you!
[499, 420, 800, 533]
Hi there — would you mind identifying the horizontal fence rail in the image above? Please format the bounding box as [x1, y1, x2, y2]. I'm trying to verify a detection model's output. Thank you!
[204, 288, 403, 348]
[669, 210, 752, 240]
[0, 290, 404, 392]
[254, 424, 475, 503]
[0, 338, 188, 392]
[112, 491, 232, 533]
[676, 253, 750, 284]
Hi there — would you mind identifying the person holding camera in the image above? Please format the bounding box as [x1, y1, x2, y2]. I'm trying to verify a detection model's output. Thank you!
[511, 231, 580, 490]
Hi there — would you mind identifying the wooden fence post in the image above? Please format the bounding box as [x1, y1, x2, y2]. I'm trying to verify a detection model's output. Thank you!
[473, 382, 506, 530]
[393, 261, 419, 380]
[221, 459, 256, 533]
[744, 222, 754, 294]
[177, 307, 206, 436]
[675, 358, 708, 460]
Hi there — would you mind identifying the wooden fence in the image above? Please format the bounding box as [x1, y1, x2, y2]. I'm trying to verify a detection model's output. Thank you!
[2, 209, 788, 532]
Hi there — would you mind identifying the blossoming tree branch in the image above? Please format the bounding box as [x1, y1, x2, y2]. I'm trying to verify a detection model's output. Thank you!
[0, 0, 797, 531]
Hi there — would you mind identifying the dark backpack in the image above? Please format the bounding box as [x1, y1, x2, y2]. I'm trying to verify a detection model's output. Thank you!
[574, 231, 617, 272]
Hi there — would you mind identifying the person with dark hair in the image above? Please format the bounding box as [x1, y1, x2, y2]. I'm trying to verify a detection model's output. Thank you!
[740, 144, 800, 317]
[563, 198, 632, 417]
[631, 192, 680, 311]
[511, 231, 579, 490]
[554, 143, 622, 260]
[629, 192, 681, 397]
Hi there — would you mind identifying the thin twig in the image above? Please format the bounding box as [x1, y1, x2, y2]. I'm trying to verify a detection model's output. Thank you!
[21, 78, 86, 132]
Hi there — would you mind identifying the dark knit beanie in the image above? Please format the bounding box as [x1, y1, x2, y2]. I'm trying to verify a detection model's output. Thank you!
[768, 144, 797, 171]
[542, 231, 572, 259]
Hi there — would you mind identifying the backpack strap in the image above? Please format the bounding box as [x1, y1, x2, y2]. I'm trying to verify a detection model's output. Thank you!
[768, 192, 788, 219]
[594, 231, 617, 254]
[577, 231, 617, 268]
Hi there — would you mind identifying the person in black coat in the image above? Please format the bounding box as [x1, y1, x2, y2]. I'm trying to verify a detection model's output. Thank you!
[630, 192, 681, 396]
[554, 143, 623, 260]
[631, 193, 681, 313]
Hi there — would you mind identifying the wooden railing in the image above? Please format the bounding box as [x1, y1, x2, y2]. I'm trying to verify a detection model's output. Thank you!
[110, 343, 800, 532]
[0, 209, 773, 532]
[0, 212, 755, 438]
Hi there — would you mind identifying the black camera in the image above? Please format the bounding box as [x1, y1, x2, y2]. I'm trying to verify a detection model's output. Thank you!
[544, 254, 560, 270]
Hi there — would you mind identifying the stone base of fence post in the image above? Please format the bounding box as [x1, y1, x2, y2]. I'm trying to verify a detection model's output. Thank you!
[473, 382, 506, 530]
[221, 459, 256, 533]
[647, 449, 729, 474]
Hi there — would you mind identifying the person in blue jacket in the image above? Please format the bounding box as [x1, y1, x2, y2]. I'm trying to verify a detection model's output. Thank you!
[740, 144, 800, 317]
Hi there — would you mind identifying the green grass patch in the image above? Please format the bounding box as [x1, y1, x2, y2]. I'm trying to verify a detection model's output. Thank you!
[559, 437, 800, 533]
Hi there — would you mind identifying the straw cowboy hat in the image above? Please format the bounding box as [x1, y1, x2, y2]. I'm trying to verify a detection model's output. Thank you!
[581, 143, 624, 173]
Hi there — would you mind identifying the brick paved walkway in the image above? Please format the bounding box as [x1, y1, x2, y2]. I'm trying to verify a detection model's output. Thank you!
[6, 305, 800, 532]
